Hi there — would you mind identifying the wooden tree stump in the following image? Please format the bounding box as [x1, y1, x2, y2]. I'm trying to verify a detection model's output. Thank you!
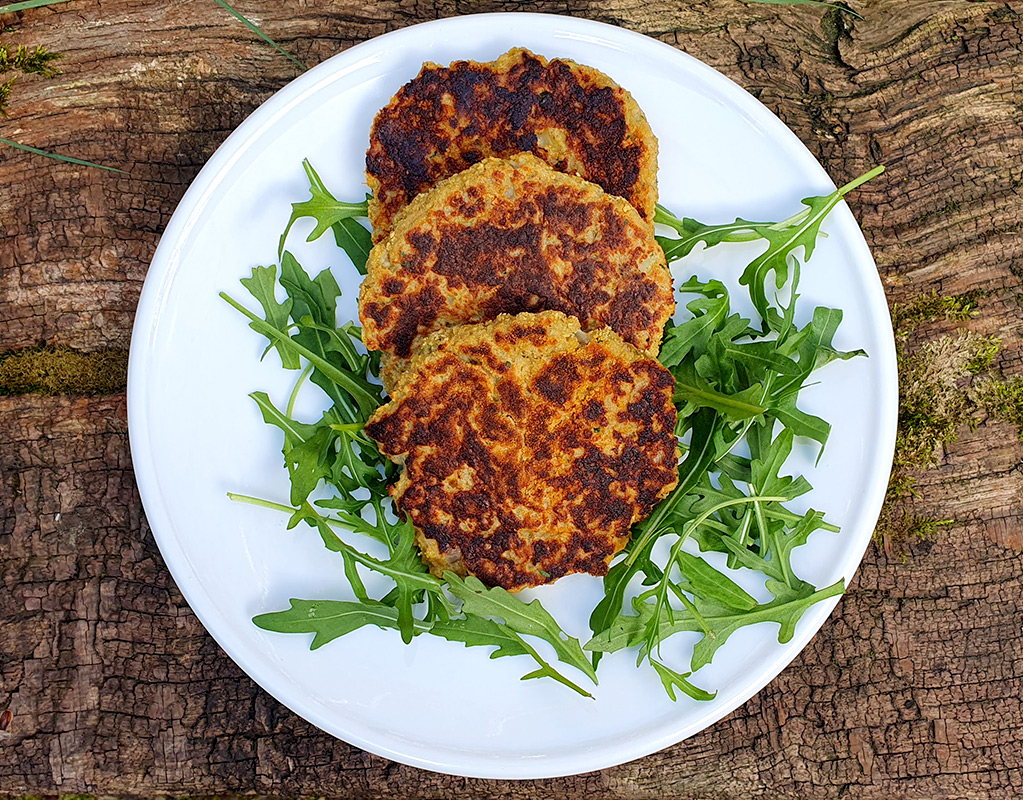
[1, 1, 1022, 797]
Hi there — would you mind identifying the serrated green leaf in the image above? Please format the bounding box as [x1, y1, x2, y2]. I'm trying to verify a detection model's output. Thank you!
[239, 265, 299, 368]
[222, 288, 381, 425]
[724, 340, 801, 377]
[738, 168, 885, 334]
[672, 360, 767, 421]
[655, 205, 765, 262]
[248, 391, 332, 506]
[650, 658, 716, 702]
[689, 578, 844, 670]
[279, 250, 339, 328]
[445, 573, 597, 685]
[238, 163, 879, 701]
[428, 613, 529, 658]
[659, 167, 883, 336]
[587, 579, 844, 672]
[658, 298, 729, 368]
[770, 394, 831, 447]
[279, 159, 369, 258]
[749, 427, 812, 501]
[589, 409, 721, 663]
[250, 390, 318, 444]
[254, 599, 407, 649]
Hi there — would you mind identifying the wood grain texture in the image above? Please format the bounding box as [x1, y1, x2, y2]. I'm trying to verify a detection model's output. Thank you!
[1, 1, 1022, 797]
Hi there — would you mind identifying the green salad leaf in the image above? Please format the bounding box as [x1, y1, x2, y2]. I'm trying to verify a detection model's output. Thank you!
[279, 159, 372, 273]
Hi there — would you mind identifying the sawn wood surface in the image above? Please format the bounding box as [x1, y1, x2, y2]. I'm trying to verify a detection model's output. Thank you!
[1, 1, 1022, 798]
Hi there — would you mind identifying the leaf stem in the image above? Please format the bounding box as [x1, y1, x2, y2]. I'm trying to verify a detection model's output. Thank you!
[837, 164, 885, 195]
[649, 493, 788, 652]
[286, 363, 313, 418]
[227, 492, 294, 514]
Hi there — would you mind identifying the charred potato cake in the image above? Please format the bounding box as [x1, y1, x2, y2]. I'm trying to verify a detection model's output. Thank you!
[364, 312, 679, 591]
[359, 153, 674, 374]
[366, 47, 658, 241]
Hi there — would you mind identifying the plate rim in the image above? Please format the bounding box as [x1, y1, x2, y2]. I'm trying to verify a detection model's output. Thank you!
[127, 11, 898, 779]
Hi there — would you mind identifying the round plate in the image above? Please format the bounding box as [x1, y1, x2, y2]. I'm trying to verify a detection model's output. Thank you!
[128, 13, 897, 779]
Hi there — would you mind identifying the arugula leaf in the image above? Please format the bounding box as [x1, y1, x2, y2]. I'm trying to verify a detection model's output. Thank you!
[279, 250, 340, 328]
[332, 217, 373, 275]
[650, 658, 716, 702]
[239, 264, 299, 368]
[584, 170, 882, 697]
[675, 552, 757, 612]
[254, 599, 410, 649]
[658, 166, 884, 335]
[435, 615, 596, 697]
[279, 159, 370, 261]
[253, 599, 595, 697]
[234, 494, 445, 643]
[249, 391, 332, 506]
[673, 360, 767, 420]
[587, 578, 844, 672]
[444, 572, 598, 686]
[221, 287, 381, 421]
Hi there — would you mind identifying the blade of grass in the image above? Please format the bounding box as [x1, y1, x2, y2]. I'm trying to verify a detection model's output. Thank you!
[0, 0, 73, 13]
[744, 0, 862, 18]
[0, 136, 125, 173]
[213, 0, 306, 70]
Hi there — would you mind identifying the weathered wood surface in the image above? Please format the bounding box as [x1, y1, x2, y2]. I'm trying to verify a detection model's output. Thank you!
[1, 1, 1022, 797]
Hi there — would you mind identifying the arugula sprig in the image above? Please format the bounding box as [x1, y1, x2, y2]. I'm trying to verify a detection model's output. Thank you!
[236, 492, 596, 695]
[586, 167, 880, 698]
[279, 158, 371, 272]
[224, 181, 597, 695]
[656, 165, 884, 336]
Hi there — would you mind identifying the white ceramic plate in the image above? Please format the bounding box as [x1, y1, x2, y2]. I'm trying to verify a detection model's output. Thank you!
[128, 13, 897, 779]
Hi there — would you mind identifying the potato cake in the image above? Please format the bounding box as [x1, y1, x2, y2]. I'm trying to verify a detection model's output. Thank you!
[366, 47, 658, 241]
[359, 153, 674, 374]
[364, 312, 679, 591]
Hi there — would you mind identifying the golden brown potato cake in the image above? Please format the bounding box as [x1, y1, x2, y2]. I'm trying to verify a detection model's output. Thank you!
[359, 153, 674, 374]
[366, 47, 658, 241]
[364, 312, 679, 591]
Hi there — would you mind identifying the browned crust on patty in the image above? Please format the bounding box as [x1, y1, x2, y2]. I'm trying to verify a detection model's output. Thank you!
[366, 47, 658, 241]
[359, 153, 674, 365]
[364, 312, 679, 591]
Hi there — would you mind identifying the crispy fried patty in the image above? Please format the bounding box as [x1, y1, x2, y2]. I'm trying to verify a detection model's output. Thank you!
[359, 153, 674, 370]
[366, 47, 658, 241]
[364, 312, 679, 591]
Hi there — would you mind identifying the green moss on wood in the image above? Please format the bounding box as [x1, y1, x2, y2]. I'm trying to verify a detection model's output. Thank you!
[0, 345, 127, 395]
[890, 288, 982, 330]
[876, 290, 1023, 549]
[0, 28, 63, 115]
[974, 376, 1023, 437]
